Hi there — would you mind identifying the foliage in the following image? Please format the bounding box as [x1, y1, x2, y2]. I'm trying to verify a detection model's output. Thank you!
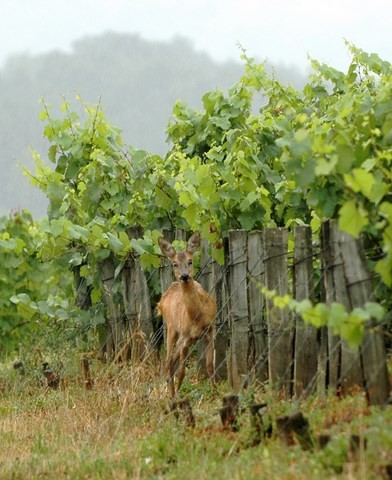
[0, 210, 73, 353]
[261, 286, 386, 348]
[4, 43, 391, 353]
[2, 32, 267, 217]
[22, 100, 168, 340]
[166, 44, 392, 285]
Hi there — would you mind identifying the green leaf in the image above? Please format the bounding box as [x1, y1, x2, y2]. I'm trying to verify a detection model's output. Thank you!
[335, 143, 356, 174]
[375, 255, 392, 286]
[341, 312, 364, 348]
[67, 225, 90, 241]
[291, 129, 312, 156]
[338, 200, 369, 238]
[315, 155, 338, 176]
[48, 145, 57, 163]
[301, 302, 329, 328]
[11, 293, 31, 305]
[344, 168, 375, 199]
[238, 211, 257, 230]
[364, 302, 385, 321]
[328, 303, 349, 335]
[105, 233, 125, 254]
[179, 191, 195, 207]
[182, 203, 199, 228]
[273, 294, 291, 309]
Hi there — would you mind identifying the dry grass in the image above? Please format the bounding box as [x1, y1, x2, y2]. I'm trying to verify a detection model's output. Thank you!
[0, 358, 391, 479]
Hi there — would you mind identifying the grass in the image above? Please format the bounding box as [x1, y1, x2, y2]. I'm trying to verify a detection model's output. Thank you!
[0, 357, 391, 479]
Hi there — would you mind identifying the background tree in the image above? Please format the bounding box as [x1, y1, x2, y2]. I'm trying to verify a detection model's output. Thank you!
[0, 32, 305, 217]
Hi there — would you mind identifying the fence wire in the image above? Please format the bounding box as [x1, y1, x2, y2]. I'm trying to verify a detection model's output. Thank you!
[71, 228, 390, 403]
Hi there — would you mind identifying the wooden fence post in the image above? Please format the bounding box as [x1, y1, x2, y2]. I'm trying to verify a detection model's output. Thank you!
[321, 220, 363, 393]
[159, 229, 175, 294]
[121, 226, 154, 362]
[73, 263, 92, 310]
[338, 225, 390, 405]
[293, 226, 317, 397]
[197, 237, 216, 377]
[320, 221, 340, 391]
[247, 231, 268, 383]
[102, 255, 123, 361]
[214, 261, 230, 381]
[204, 238, 230, 382]
[122, 255, 154, 363]
[263, 228, 294, 397]
[320, 220, 390, 404]
[228, 230, 250, 391]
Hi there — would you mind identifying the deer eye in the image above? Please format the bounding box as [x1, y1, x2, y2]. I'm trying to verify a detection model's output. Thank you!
[188, 260, 193, 266]
[173, 263, 178, 268]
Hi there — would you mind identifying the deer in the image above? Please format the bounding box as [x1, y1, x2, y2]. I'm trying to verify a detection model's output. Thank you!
[157, 231, 217, 398]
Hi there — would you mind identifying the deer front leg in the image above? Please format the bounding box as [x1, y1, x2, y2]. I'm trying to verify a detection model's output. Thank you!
[166, 328, 178, 398]
[176, 342, 189, 395]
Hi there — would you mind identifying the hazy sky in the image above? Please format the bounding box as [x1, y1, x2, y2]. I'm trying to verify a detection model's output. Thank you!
[1, 0, 391, 71]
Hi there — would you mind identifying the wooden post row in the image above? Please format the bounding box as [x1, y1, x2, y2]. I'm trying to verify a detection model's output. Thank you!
[99, 224, 389, 405]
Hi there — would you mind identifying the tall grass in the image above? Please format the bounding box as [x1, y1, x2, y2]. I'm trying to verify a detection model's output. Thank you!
[0, 357, 391, 479]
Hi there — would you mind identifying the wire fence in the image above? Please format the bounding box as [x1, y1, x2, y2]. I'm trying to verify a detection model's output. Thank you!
[80, 221, 390, 405]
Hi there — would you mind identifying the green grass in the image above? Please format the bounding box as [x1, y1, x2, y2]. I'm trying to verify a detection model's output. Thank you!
[0, 359, 391, 479]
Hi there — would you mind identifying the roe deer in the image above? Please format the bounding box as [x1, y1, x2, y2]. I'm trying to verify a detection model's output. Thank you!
[157, 232, 217, 398]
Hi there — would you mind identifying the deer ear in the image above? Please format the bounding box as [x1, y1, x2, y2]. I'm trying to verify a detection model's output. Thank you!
[159, 237, 176, 259]
[186, 232, 201, 254]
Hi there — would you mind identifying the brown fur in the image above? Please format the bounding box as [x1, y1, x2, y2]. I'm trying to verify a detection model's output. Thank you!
[157, 232, 217, 397]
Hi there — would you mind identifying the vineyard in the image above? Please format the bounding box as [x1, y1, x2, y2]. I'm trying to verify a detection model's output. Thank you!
[1, 44, 392, 478]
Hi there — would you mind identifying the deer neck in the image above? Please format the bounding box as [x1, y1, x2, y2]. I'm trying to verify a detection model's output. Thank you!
[179, 279, 203, 321]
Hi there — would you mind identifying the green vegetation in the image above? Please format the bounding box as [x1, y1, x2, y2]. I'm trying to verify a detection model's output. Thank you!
[0, 360, 391, 479]
[3, 42, 389, 351]
[165, 44, 392, 285]
[0, 43, 391, 478]
[0, 32, 305, 217]
[0, 210, 73, 354]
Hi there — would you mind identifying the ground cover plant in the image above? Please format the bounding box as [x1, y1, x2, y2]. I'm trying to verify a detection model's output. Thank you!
[0, 355, 391, 480]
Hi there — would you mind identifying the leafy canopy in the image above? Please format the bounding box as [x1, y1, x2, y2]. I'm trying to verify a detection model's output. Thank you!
[4, 43, 391, 354]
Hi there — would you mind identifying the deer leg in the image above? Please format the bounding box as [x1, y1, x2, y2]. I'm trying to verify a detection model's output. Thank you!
[176, 343, 189, 394]
[166, 329, 178, 398]
[205, 329, 215, 385]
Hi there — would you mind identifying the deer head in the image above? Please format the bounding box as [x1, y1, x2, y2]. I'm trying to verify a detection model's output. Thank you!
[158, 232, 201, 283]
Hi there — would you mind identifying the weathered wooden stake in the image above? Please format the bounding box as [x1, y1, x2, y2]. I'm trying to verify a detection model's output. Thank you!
[81, 357, 93, 389]
[276, 412, 313, 450]
[197, 237, 218, 378]
[263, 228, 294, 397]
[248, 403, 270, 446]
[220, 394, 240, 431]
[102, 255, 123, 361]
[214, 259, 230, 382]
[172, 398, 196, 428]
[321, 220, 390, 404]
[338, 224, 389, 405]
[293, 226, 317, 397]
[247, 231, 268, 383]
[228, 230, 250, 391]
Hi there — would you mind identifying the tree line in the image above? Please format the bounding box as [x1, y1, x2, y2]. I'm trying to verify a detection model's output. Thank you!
[0, 32, 306, 217]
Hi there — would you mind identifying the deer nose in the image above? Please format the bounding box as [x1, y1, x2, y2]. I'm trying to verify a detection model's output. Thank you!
[180, 273, 190, 282]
